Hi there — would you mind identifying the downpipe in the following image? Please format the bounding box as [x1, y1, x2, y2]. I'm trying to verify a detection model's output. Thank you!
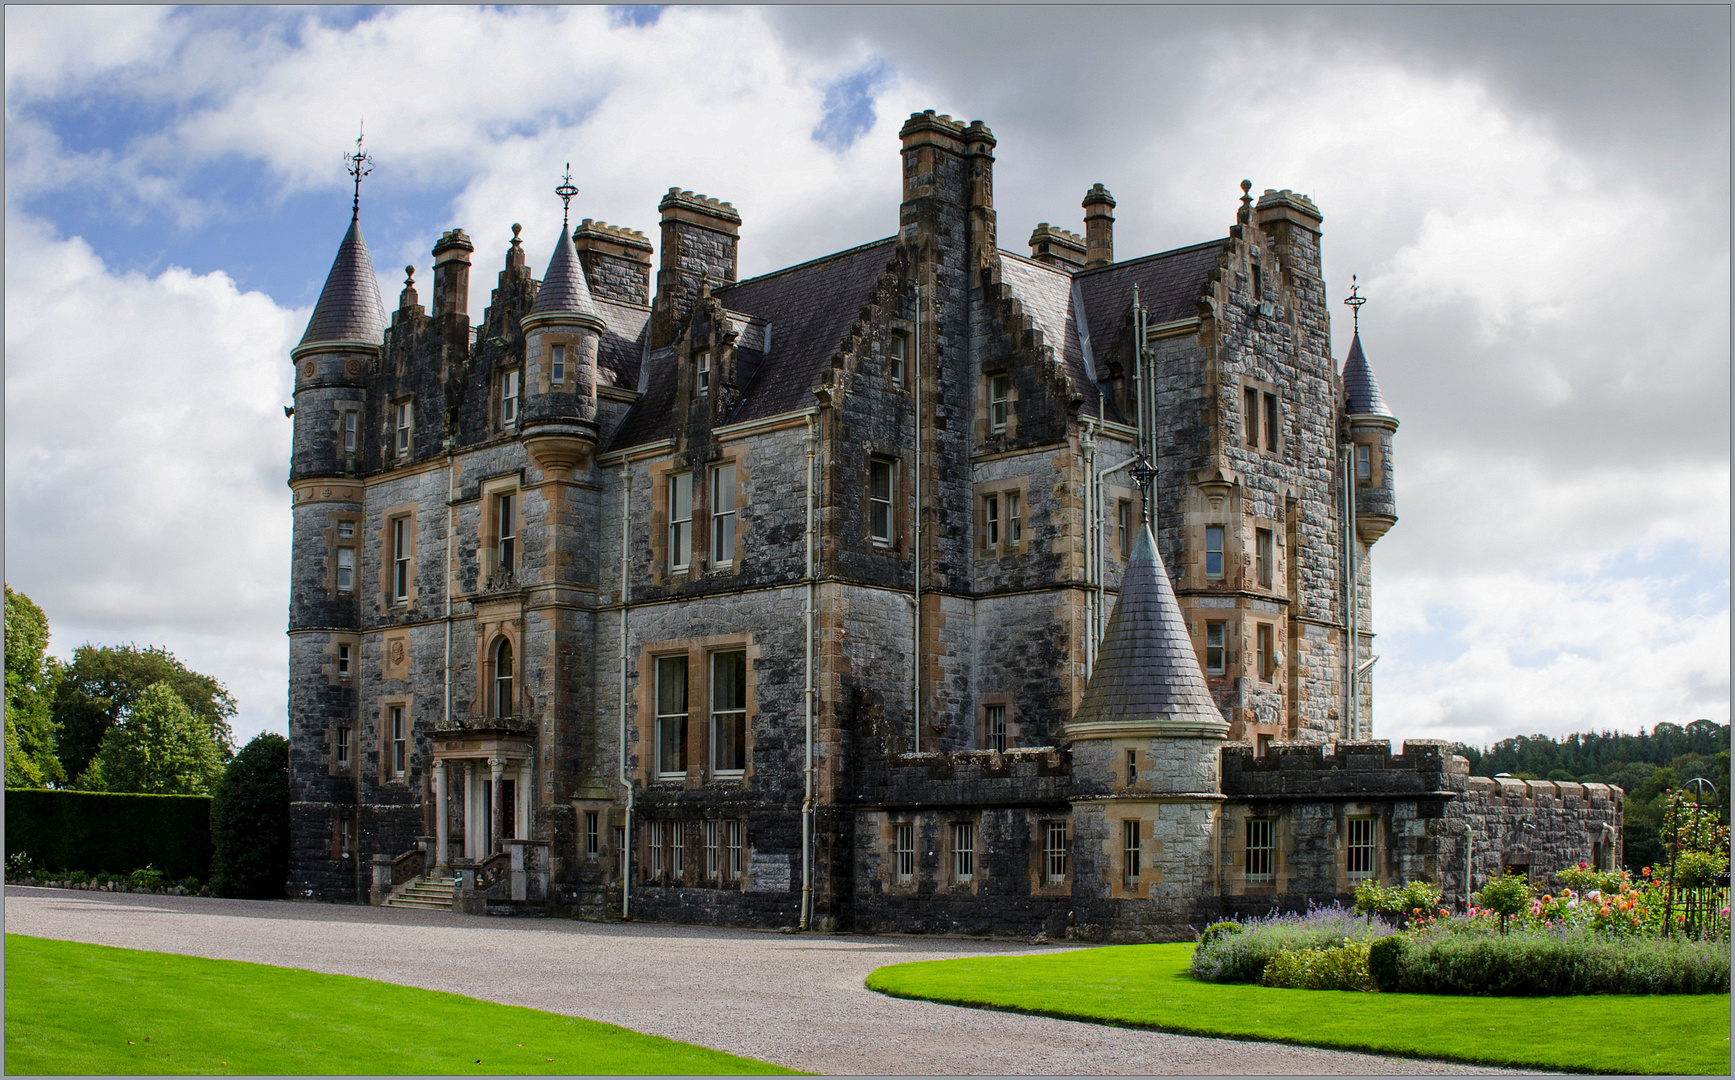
[800, 418, 817, 930]
[619, 466, 634, 920]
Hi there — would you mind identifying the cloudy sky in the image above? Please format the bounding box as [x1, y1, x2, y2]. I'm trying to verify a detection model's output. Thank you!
[5, 5, 1729, 752]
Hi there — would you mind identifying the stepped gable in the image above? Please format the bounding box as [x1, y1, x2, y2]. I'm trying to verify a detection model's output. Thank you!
[1074, 238, 1225, 379]
[529, 224, 601, 321]
[1341, 332, 1393, 417]
[1069, 523, 1226, 733]
[607, 238, 897, 450]
[300, 217, 387, 346]
[995, 251, 1106, 417]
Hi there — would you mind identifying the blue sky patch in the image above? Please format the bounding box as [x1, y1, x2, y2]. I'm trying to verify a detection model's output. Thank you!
[608, 5, 665, 29]
[811, 60, 889, 151]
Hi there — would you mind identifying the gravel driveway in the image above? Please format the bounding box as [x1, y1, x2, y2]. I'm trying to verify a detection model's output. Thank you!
[5, 886, 1510, 1075]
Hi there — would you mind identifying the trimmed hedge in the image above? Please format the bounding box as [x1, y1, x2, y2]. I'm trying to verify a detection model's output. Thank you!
[5, 789, 211, 880]
[1396, 927, 1730, 996]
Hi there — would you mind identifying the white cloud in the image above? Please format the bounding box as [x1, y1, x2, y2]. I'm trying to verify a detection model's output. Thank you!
[4, 211, 299, 741]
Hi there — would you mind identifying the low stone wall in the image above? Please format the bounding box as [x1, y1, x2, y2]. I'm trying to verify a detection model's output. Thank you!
[1441, 772, 1623, 902]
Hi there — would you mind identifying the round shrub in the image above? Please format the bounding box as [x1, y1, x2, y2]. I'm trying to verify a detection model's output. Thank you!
[1197, 921, 1243, 949]
[209, 732, 289, 899]
[1473, 873, 1532, 934]
[1367, 934, 1406, 991]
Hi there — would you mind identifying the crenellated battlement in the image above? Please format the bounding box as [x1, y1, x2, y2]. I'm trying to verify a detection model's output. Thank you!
[657, 187, 741, 223]
[573, 218, 652, 247]
[1221, 739, 1455, 797]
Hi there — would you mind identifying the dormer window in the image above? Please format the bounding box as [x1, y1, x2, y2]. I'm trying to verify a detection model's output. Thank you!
[989, 375, 1010, 434]
[395, 402, 412, 458]
[696, 350, 711, 396]
[501, 369, 520, 428]
[551, 345, 566, 385]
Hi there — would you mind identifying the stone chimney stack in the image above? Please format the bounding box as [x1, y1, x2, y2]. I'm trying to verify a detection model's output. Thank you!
[651, 189, 740, 348]
[1083, 184, 1115, 268]
[1028, 223, 1088, 270]
[431, 229, 474, 326]
[572, 219, 654, 307]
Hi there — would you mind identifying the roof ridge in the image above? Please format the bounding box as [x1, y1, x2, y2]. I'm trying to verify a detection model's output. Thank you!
[1071, 237, 1230, 279]
[720, 236, 897, 293]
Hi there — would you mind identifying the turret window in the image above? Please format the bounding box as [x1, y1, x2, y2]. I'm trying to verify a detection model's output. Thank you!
[1205, 526, 1225, 580]
[551, 345, 566, 385]
[343, 411, 358, 453]
[501, 369, 520, 429]
[337, 547, 354, 592]
[1356, 444, 1371, 480]
[337, 644, 351, 676]
[1123, 819, 1142, 885]
[1117, 499, 1132, 559]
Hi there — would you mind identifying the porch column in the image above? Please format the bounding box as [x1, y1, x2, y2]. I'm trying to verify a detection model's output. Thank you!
[434, 759, 450, 871]
[490, 756, 506, 856]
[519, 760, 534, 839]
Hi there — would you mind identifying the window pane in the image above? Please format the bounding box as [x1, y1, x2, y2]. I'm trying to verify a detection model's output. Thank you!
[711, 650, 747, 773]
[870, 460, 891, 501]
[1007, 492, 1021, 543]
[1263, 393, 1279, 452]
[657, 655, 688, 775]
[1244, 387, 1259, 447]
[1356, 444, 1370, 480]
[1205, 526, 1223, 578]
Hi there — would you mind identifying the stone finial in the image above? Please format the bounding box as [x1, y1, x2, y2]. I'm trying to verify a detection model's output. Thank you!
[508, 223, 526, 269]
[399, 265, 418, 311]
[1238, 179, 1253, 224]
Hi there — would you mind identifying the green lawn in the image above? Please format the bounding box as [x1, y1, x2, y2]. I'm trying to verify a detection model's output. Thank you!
[865, 942, 1732, 1075]
[5, 934, 798, 1075]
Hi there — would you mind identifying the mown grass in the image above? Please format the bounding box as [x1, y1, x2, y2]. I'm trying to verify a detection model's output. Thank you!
[5, 934, 798, 1075]
[865, 942, 1732, 1075]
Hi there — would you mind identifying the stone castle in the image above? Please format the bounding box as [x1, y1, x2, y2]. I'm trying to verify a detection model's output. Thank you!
[287, 110, 1620, 937]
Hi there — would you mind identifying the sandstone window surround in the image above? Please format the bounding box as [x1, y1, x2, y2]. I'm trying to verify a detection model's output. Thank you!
[1126, 748, 1139, 786]
[380, 506, 417, 607]
[1347, 816, 1376, 879]
[336, 546, 355, 593]
[975, 478, 1030, 557]
[341, 407, 359, 454]
[701, 818, 746, 884]
[655, 653, 689, 780]
[725, 819, 743, 881]
[492, 638, 515, 717]
[1117, 498, 1132, 560]
[709, 649, 747, 776]
[480, 479, 519, 586]
[1241, 377, 1283, 456]
[1246, 817, 1275, 879]
[1124, 819, 1143, 887]
[704, 819, 720, 879]
[695, 348, 711, 396]
[1205, 525, 1225, 580]
[551, 343, 566, 386]
[378, 695, 412, 784]
[1043, 820, 1068, 883]
[1256, 622, 1276, 683]
[1205, 621, 1227, 673]
[1255, 528, 1274, 589]
[977, 694, 1014, 752]
[337, 642, 352, 677]
[893, 820, 916, 882]
[585, 809, 600, 856]
[640, 634, 760, 786]
[1356, 442, 1372, 481]
[986, 704, 1007, 752]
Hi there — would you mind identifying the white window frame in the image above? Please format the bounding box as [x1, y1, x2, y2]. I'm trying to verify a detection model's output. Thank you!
[709, 649, 747, 777]
[1205, 525, 1224, 581]
[337, 547, 354, 592]
[985, 704, 1007, 753]
[1255, 527, 1273, 589]
[725, 819, 743, 881]
[951, 822, 975, 883]
[496, 491, 517, 578]
[1347, 817, 1376, 879]
[1356, 443, 1371, 480]
[655, 654, 688, 780]
[893, 821, 915, 881]
[710, 464, 736, 567]
[392, 516, 411, 603]
[336, 725, 351, 765]
[493, 639, 514, 717]
[343, 411, 358, 453]
[585, 810, 600, 856]
[989, 374, 1010, 434]
[1044, 820, 1068, 883]
[666, 820, 683, 877]
[696, 349, 710, 396]
[1205, 621, 1226, 674]
[887, 331, 906, 386]
[395, 402, 412, 458]
[501, 369, 520, 429]
[984, 494, 1000, 550]
[1007, 491, 1022, 546]
[551, 345, 566, 385]
[1247, 818, 1275, 879]
[1124, 819, 1142, 885]
[390, 705, 407, 777]
[337, 643, 351, 676]
[1117, 499, 1131, 559]
[649, 820, 663, 877]
[668, 473, 693, 571]
[869, 459, 894, 546]
[704, 820, 720, 880]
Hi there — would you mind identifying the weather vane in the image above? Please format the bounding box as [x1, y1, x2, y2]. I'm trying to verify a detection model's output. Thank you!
[345, 121, 373, 221]
[1130, 454, 1158, 527]
[1343, 273, 1366, 334]
[555, 163, 579, 230]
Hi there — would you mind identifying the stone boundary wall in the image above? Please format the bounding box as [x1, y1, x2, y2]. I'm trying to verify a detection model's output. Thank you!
[1441, 771, 1624, 902]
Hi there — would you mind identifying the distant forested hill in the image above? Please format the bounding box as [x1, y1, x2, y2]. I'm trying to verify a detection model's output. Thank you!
[1449, 719, 1730, 875]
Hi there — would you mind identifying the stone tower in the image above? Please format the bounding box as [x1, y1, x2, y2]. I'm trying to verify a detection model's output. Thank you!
[1341, 331, 1398, 738]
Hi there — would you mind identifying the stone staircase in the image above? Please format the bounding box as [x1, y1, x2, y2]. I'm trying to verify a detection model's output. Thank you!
[383, 873, 456, 911]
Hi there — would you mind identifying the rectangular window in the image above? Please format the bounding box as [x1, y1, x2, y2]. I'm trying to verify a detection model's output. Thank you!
[1263, 392, 1279, 453]
[1243, 386, 1259, 448]
[887, 332, 906, 386]
[1117, 499, 1132, 559]
[552, 345, 566, 385]
[725, 819, 743, 880]
[1257, 623, 1275, 682]
[1007, 491, 1022, 545]
[952, 822, 975, 882]
[989, 375, 1010, 433]
[655, 654, 688, 779]
[1347, 817, 1375, 878]
[704, 820, 720, 880]
[343, 411, 358, 453]
[710, 650, 747, 776]
[395, 402, 412, 458]
[392, 517, 411, 603]
[695, 350, 710, 396]
[1205, 621, 1226, 674]
[710, 464, 736, 567]
[983, 494, 1000, 549]
[869, 459, 894, 545]
[496, 492, 516, 577]
[668, 472, 693, 571]
[1126, 748, 1138, 785]
[1247, 818, 1275, 878]
[585, 810, 600, 857]
[666, 821, 683, 876]
[986, 704, 1007, 752]
[893, 822, 915, 881]
[1205, 525, 1224, 580]
[389, 705, 406, 777]
[501, 369, 520, 428]
[337, 547, 354, 592]
[338, 520, 354, 539]
[1251, 263, 1263, 302]
[649, 820, 663, 877]
[1356, 443, 1371, 480]
[337, 643, 352, 676]
[1124, 819, 1142, 884]
[1044, 820, 1068, 883]
[336, 725, 351, 765]
[614, 826, 627, 880]
[1257, 733, 1273, 758]
[1255, 528, 1273, 589]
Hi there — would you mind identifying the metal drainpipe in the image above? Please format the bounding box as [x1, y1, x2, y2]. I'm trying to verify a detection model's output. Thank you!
[619, 465, 633, 920]
[911, 283, 923, 756]
[800, 416, 818, 930]
[1081, 419, 1096, 678]
[1344, 448, 1357, 741]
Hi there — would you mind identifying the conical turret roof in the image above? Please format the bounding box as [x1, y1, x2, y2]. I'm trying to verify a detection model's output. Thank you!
[528, 224, 600, 321]
[300, 217, 387, 347]
[1069, 524, 1226, 735]
[1342, 333, 1394, 418]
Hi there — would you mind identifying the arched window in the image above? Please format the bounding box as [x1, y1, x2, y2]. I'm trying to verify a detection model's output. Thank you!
[494, 639, 514, 717]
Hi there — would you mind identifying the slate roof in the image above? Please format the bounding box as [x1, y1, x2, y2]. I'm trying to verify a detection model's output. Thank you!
[529, 225, 601, 321]
[300, 217, 387, 347]
[592, 298, 649, 390]
[1341, 332, 1394, 417]
[997, 253, 1102, 415]
[607, 238, 898, 450]
[1070, 523, 1225, 730]
[1075, 238, 1226, 376]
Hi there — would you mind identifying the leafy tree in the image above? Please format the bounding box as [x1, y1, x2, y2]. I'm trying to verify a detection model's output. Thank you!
[54, 644, 236, 782]
[88, 682, 224, 794]
[209, 732, 289, 899]
[4, 585, 64, 787]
